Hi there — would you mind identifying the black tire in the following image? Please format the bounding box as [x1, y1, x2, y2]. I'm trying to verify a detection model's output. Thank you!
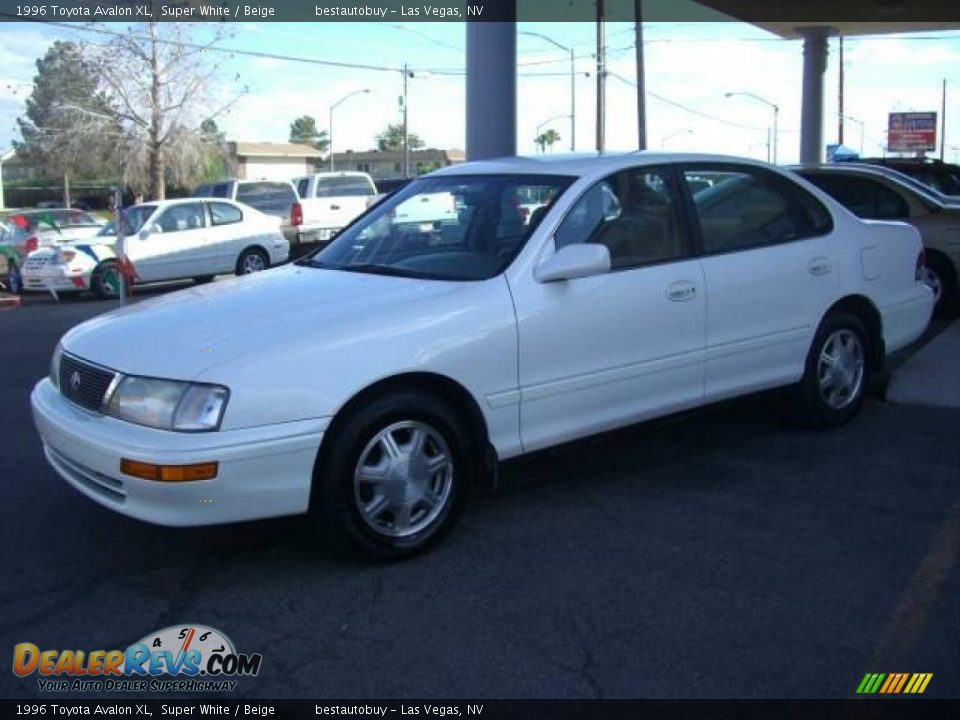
[235, 248, 269, 276]
[91, 261, 121, 300]
[312, 391, 476, 558]
[6, 260, 22, 295]
[792, 312, 870, 429]
[925, 252, 958, 315]
[193, 275, 215, 285]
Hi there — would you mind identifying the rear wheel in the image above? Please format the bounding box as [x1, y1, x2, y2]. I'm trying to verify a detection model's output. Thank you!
[313, 391, 475, 558]
[235, 248, 269, 276]
[924, 252, 957, 314]
[6, 260, 22, 295]
[792, 312, 869, 428]
[91, 261, 121, 300]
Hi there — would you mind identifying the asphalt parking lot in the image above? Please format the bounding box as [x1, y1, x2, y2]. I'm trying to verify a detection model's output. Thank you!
[1, 284, 958, 699]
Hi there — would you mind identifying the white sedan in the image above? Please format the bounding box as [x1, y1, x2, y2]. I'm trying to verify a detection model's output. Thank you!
[31, 154, 934, 557]
[22, 198, 288, 298]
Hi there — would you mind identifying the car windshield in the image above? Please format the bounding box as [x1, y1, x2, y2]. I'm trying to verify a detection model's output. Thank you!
[303, 174, 573, 281]
[117, 205, 155, 235]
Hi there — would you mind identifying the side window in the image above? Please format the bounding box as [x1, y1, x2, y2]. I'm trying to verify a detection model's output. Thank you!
[873, 182, 910, 220]
[153, 203, 206, 234]
[209, 202, 242, 226]
[555, 167, 686, 270]
[686, 167, 808, 254]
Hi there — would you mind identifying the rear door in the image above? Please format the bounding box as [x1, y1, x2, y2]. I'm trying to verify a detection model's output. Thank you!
[681, 163, 839, 402]
[205, 201, 249, 272]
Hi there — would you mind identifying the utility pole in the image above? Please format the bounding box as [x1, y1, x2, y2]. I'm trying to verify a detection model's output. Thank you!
[402, 63, 410, 178]
[941, 78, 947, 161]
[596, 0, 606, 153]
[634, 0, 646, 150]
[838, 36, 845, 146]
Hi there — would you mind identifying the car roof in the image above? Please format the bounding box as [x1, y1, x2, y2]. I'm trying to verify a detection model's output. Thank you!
[429, 152, 776, 179]
[790, 162, 946, 199]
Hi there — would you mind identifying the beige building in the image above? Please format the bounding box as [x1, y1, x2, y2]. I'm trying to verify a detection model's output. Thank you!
[330, 148, 466, 180]
[227, 142, 325, 181]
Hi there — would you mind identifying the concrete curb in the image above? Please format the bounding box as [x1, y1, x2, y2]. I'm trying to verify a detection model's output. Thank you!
[0, 294, 22, 310]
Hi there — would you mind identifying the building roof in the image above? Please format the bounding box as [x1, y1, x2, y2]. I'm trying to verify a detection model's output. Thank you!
[0, 148, 14, 162]
[231, 142, 324, 159]
[695, 1, 959, 39]
[331, 148, 466, 162]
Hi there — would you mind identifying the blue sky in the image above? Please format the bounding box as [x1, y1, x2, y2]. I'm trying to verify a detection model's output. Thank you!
[1, 20, 958, 163]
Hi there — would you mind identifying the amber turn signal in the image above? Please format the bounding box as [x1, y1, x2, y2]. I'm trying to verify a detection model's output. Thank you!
[120, 459, 218, 482]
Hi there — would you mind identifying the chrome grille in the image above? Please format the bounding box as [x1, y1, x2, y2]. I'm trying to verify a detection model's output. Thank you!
[59, 353, 116, 412]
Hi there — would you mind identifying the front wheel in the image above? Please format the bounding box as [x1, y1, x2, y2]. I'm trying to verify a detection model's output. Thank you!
[792, 312, 869, 428]
[235, 248, 269, 276]
[313, 392, 475, 558]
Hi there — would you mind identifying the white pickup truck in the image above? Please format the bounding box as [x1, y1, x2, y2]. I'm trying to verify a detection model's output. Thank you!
[292, 172, 377, 246]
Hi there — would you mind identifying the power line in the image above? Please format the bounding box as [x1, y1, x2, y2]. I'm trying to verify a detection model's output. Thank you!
[605, 70, 778, 133]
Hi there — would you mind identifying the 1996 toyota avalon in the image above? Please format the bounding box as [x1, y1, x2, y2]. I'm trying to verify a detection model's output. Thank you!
[31, 154, 934, 556]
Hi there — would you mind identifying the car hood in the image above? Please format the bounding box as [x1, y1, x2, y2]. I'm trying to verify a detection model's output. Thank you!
[61, 265, 467, 379]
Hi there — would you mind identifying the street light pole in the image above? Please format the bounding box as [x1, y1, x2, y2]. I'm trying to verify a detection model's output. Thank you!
[519, 30, 577, 151]
[725, 91, 780, 164]
[841, 114, 865, 156]
[329, 88, 370, 172]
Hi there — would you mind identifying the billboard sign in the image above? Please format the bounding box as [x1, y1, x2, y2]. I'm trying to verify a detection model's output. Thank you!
[888, 112, 937, 152]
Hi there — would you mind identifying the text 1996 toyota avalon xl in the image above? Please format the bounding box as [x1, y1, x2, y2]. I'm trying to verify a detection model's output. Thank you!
[32, 154, 934, 557]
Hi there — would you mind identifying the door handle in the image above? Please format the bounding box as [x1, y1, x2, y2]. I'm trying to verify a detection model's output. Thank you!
[667, 282, 697, 302]
[330, 204, 341, 211]
[808, 257, 832, 276]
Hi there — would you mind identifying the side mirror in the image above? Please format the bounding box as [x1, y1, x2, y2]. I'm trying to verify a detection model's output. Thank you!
[535, 243, 611, 283]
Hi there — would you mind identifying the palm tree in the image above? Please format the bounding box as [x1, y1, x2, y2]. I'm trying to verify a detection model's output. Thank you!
[534, 128, 562, 154]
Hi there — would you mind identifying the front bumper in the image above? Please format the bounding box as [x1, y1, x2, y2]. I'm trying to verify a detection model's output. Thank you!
[31, 378, 326, 526]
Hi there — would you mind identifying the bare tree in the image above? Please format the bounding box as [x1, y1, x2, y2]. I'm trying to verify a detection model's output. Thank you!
[83, 22, 242, 198]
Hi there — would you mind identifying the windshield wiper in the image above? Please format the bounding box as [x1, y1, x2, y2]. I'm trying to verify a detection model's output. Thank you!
[340, 263, 447, 280]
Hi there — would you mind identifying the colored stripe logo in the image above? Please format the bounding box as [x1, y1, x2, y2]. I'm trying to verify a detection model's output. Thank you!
[857, 672, 933, 694]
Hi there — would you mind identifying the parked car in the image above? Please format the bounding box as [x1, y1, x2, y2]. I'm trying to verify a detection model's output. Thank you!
[0, 209, 105, 294]
[192, 179, 298, 246]
[792, 163, 960, 309]
[0, 219, 23, 294]
[21, 198, 288, 299]
[31, 154, 933, 557]
[291, 172, 377, 246]
[838, 156, 960, 197]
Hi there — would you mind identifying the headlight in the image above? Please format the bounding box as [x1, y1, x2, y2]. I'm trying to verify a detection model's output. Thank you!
[50, 344, 62, 389]
[106, 376, 229, 432]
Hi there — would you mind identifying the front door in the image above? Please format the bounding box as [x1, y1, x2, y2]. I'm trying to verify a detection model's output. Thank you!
[128, 202, 214, 281]
[511, 166, 707, 453]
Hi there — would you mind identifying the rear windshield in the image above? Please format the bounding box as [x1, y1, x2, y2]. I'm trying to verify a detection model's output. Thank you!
[235, 182, 297, 217]
[314, 176, 376, 198]
[193, 182, 232, 198]
[14, 210, 100, 231]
